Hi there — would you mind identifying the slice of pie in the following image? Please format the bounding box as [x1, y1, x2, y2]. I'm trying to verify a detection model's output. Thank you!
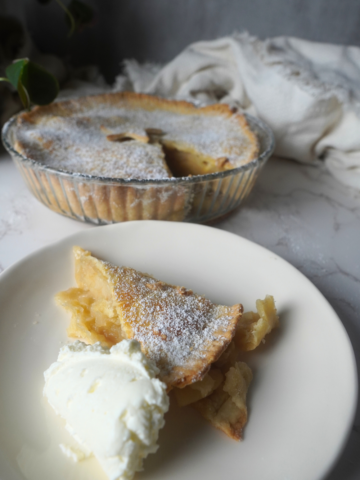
[55, 246, 243, 388]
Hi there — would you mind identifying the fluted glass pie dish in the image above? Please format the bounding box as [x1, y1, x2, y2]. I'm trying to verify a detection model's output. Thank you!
[2, 112, 274, 225]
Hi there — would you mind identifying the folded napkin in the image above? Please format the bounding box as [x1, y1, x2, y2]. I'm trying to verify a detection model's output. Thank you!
[118, 33, 360, 189]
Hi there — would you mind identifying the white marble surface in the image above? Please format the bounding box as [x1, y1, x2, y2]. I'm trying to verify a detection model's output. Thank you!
[0, 152, 359, 479]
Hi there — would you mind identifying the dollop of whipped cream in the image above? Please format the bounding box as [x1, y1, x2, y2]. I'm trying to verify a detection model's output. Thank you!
[43, 339, 169, 480]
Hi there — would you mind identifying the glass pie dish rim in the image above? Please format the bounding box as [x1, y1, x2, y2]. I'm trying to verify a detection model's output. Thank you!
[1, 112, 275, 186]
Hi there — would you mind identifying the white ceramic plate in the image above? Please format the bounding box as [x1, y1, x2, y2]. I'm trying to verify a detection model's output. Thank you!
[0, 221, 357, 480]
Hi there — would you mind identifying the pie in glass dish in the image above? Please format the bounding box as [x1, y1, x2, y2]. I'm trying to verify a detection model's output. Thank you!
[3, 92, 274, 224]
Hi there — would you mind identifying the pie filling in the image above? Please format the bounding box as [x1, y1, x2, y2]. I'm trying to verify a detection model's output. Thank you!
[56, 249, 126, 346]
[160, 143, 232, 177]
[56, 287, 125, 346]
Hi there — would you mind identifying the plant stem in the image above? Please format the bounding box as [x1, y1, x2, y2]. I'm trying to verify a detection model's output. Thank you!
[55, 0, 76, 37]
[0, 77, 11, 83]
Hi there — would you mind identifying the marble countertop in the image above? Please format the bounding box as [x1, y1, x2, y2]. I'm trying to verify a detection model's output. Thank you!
[0, 152, 359, 479]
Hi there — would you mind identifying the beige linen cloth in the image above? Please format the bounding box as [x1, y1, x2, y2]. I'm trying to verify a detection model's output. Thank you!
[115, 33, 360, 189]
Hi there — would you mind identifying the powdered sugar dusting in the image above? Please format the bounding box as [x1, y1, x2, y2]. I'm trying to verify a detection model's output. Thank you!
[17, 116, 169, 179]
[91, 105, 254, 163]
[106, 263, 236, 383]
[15, 101, 255, 179]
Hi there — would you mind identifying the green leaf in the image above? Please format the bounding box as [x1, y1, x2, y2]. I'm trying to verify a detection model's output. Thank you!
[66, 0, 94, 32]
[5, 58, 28, 89]
[3, 58, 59, 108]
[20, 61, 59, 105]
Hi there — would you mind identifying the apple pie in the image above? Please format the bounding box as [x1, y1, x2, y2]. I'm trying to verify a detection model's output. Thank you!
[11, 92, 259, 223]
